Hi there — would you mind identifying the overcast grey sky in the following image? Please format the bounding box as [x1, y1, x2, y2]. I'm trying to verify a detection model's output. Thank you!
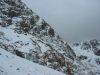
[22, 0, 100, 42]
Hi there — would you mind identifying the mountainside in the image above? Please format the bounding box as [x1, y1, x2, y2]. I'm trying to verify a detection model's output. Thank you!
[0, 0, 76, 74]
[0, 0, 100, 75]
[0, 48, 65, 75]
[72, 39, 100, 75]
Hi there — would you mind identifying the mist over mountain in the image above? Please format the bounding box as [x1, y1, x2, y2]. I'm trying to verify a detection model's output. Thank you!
[22, 0, 100, 42]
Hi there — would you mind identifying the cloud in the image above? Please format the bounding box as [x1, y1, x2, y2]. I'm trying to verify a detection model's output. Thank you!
[22, 0, 100, 42]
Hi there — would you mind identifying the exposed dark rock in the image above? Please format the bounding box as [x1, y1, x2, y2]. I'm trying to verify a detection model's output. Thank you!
[6, 18, 12, 25]
[4, 0, 20, 6]
[81, 42, 91, 50]
[78, 55, 87, 60]
[95, 58, 100, 65]
[93, 48, 100, 56]
[15, 50, 25, 58]
[90, 39, 100, 48]
[73, 43, 80, 46]
[48, 28, 55, 37]
[65, 44, 76, 60]
[16, 68, 20, 70]
[40, 50, 65, 69]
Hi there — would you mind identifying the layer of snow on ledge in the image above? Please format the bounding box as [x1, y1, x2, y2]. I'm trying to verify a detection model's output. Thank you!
[0, 48, 65, 75]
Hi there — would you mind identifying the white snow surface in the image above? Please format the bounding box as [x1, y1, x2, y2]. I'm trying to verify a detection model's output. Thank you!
[0, 48, 65, 75]
[0, 26, 34, 53]
[72, 45, 100, 74]
[0, 25, 50, 53]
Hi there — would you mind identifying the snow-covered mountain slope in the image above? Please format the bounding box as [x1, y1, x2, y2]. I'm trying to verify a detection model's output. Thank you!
[0, 0, 76, 74]
[0, 0, 100, 75]
[72, 39, 100, 75]
[0, 48, 65, 75]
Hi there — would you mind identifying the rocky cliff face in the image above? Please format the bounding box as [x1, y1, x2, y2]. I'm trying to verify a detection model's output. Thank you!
[0, 0, 99, 75]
